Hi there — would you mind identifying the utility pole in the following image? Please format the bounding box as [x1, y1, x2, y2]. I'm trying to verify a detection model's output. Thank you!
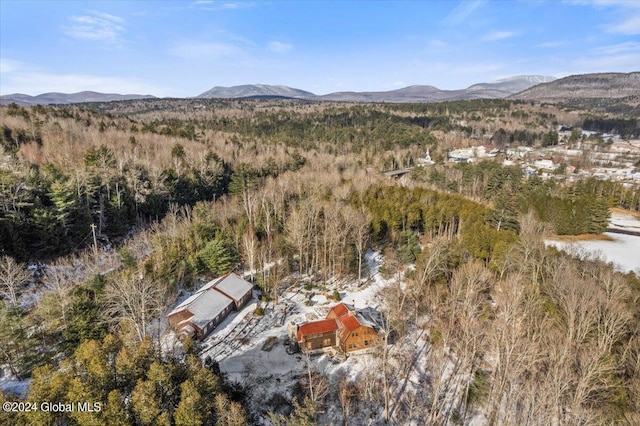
[91, 223, 98, 257]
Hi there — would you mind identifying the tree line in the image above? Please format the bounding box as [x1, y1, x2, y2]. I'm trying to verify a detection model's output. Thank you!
[0, 335, 247, 426]
[425, 162, 614, 235]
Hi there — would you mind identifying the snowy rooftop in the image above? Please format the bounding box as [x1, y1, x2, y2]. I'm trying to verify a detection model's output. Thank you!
[214, 273, 253, 302]
[188, 290, 233, 328]
[169, 285, 235, 329]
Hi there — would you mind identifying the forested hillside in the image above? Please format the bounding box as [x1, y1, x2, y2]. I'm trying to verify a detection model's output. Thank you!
[0, 98, 639, 425]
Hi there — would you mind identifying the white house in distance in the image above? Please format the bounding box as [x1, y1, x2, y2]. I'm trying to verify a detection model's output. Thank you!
[416, 149, 435, 166]
[167, 273, 253, 340]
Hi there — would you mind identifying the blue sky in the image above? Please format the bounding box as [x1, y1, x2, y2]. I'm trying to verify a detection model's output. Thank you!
[1, 0, 639, 96]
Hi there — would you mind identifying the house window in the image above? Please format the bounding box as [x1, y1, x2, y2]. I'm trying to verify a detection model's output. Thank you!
[323, 338, 331, 346]
[348, 343, 356, 349]
[351, 332, 358, 337]
[364, 340, 371, 346]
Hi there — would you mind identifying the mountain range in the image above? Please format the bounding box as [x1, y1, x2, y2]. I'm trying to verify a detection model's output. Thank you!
[2, 75, 553, 105]
[509, 72, 640, 114]
[196, 75, 557, 103]
[2, 73, 638, 107]
[509, 72, 640, 102]
[197, 84, 315, 100]
[0, 91, 156, 106]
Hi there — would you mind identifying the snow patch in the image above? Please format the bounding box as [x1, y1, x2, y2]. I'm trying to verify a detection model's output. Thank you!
[0, 367, 30, 397]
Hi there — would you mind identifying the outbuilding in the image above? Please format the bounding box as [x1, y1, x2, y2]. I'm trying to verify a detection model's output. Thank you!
[167, 273, 253, 340]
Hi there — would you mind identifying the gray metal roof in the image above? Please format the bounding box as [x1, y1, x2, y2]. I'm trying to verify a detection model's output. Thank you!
[168, 273, 252, 331]
[188, 289, 234, 328]
[168, 283, 234, 329]
[214, 273, 253, 302]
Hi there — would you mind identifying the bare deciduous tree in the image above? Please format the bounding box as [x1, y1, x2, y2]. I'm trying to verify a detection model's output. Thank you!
[0, 256, 31, 307]
[338, 375, 357, 426]
[103, 271, 172, 342]
[39, 259, 77, 331]
[242, 225, 258, 281]
[344, 205, 370, 282]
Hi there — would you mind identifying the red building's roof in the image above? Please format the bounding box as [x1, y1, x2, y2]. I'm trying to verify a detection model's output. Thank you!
[296, 319, 339, 341]
[328, 302, 350, 318]
[339, 314, 362, 332]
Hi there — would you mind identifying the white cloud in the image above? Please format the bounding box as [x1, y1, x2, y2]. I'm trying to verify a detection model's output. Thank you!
[63, 12, 126, 43]
[569, 0, 640, 35]
[428, 39, 447, 48]
[482, 31, 517, 41]
[592, 41, 640, 55]
[1, 58, 170, 96]
[267, 41, 293, 54]
[444, 0, 484, 25]
[192, 1, 256, 11]
[605, 15, 640, 35]
[536, 40, 568, 48]
[168, 41, 244, 59]
[569, 41, 640, 72]
[0, 58, 26, 74]
[572, 53, 640, 71]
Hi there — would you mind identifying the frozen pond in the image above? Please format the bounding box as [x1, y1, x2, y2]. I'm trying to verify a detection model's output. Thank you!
[546, 211, 640, 274]
[546, 232, 640, 274]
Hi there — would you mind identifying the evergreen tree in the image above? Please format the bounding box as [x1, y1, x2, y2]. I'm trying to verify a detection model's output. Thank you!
[131, 378, 166, 426]
[0, 306, 39, 379]
[199, 235, 236, 275]
[63, 276, 108, 347]
[174, 380, 204, 426]
[103, 390, 129, 426]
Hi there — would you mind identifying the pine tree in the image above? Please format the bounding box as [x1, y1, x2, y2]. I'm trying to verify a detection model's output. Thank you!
[102, 390, 129, 426]
[198, 235, 236, 275]
[131, 379, 164, 426]
[588, 196, 610, 234]
[48, 179, 77, 235]
[73, 339, 113, 399]
[174, 380, 204, 426]
[214, 394, 248, 426]
[0, 306, 39, 379]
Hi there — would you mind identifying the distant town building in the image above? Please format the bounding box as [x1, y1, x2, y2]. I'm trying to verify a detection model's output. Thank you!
[448, 145, 499, 163]
[448, 148, 474, 162]
[533, 159, 557, 171]
[416, 149, 435, 166]
[506, 146, 533, 159]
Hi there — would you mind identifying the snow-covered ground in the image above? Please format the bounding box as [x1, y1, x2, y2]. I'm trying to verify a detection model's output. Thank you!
[609, 211, 640, 233]
[0, 367, 30, 396]
[546, 211, 640, 274]
[192, 250, 485, 424]
[148, 247, 494, 425]
[190, 250, 402, 422]
[546, 233, 640, 273]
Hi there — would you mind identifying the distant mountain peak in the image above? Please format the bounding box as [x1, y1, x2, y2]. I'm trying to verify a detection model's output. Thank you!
[508, 72, 640, 113]
[197, 84, 316, 99]
[0, 91, 156, 106]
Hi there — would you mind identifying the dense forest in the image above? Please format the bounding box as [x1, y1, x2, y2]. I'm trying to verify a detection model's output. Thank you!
[0, 98, 639, 425]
